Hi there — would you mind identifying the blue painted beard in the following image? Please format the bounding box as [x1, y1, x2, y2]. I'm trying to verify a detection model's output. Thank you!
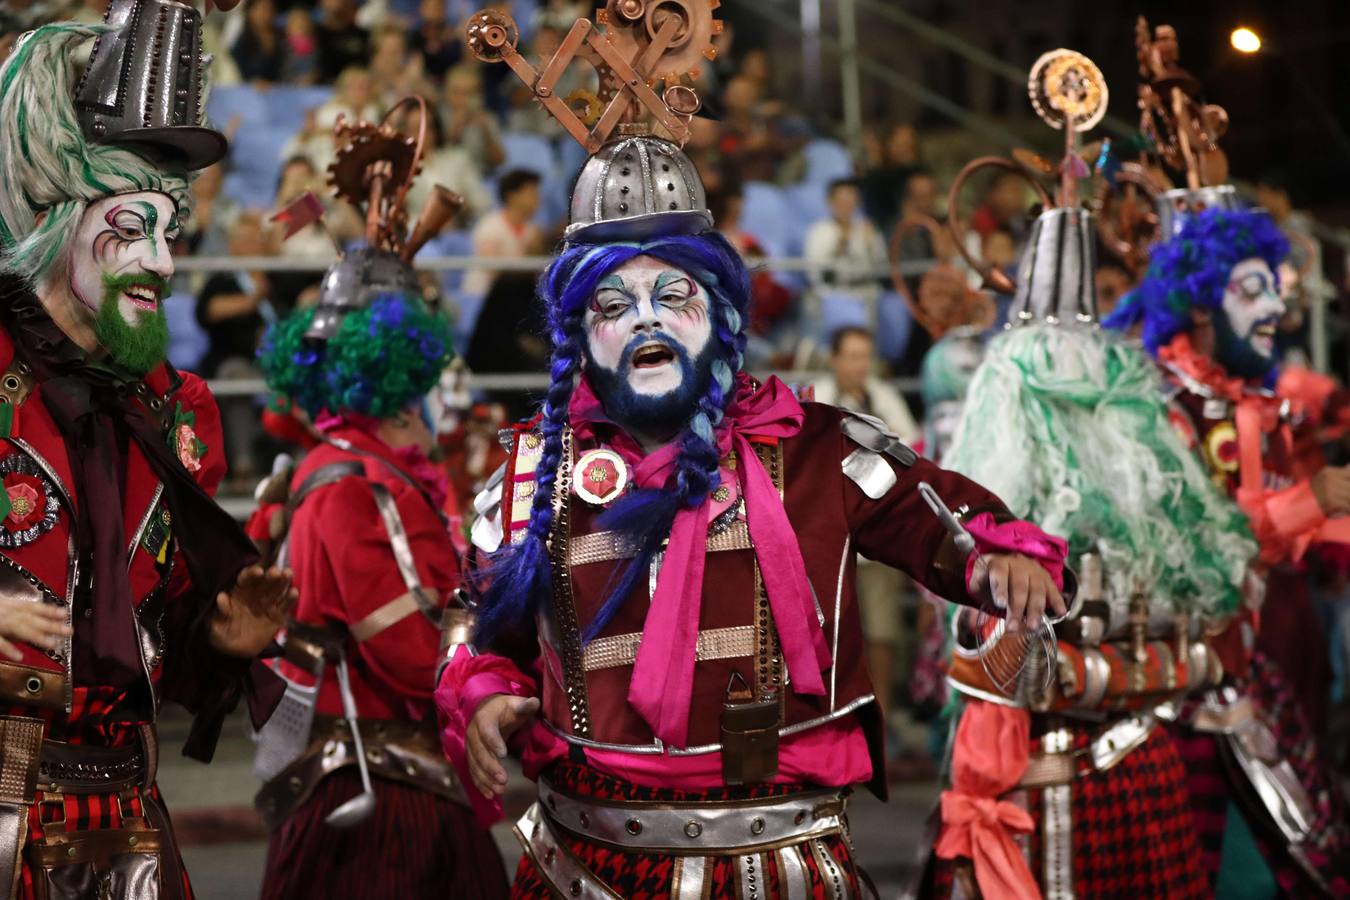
[1214, 310, 1279, 381]
[584, 333, 715, 437]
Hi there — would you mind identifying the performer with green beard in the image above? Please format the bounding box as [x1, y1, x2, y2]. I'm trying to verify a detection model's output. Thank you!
[0, 6, 295, 898]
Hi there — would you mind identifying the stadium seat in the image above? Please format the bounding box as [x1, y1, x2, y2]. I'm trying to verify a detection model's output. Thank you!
[206, 85, 268, 135]
[740, 182, 791, 258]
[816, 292, 870, 343]
[782, 181, 830, 256]
[500, 132, 557, 179]
[875, 290, 915, 362]
[802, 138, 853, 184]
[420, 228, 474, 297]
[261, 86, 334, 134]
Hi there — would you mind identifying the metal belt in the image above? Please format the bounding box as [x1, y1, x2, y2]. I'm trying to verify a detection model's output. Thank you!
[0, 716, 42, 898]
[516, 803, 621, 900]
[1040, 728, 1073, 900]
[1017, 714, 1157, 789]
[536, 777, 846, 854]
[581, 625, 756, 672]
[568, 520, 751, 567]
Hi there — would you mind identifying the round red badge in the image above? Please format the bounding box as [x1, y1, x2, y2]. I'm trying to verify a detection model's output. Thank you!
[574, 449, 628, 506]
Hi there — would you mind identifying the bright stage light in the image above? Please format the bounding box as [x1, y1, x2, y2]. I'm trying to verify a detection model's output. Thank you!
[1231, 27, 1262, 54]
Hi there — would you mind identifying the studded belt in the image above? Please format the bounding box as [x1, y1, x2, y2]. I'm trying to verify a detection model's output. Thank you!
[36, 739, 148, 795]
[535, 777, 847, 854]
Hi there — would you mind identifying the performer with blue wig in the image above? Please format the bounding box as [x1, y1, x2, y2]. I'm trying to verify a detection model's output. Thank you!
[1102, 21, 1350, 897]
[438, 5, 1070, 897]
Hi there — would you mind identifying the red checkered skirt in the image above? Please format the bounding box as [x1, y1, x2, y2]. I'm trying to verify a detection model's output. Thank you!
[924, 717, 1208, 898]
[511, 762, 863, 899]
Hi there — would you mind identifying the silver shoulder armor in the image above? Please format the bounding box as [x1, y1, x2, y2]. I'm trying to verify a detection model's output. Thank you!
[839, 410, 915, 499]
[470, 463, 507, 553]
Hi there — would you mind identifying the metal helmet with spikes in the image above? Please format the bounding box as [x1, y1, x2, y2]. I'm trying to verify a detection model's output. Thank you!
[73, 0, 225, 170]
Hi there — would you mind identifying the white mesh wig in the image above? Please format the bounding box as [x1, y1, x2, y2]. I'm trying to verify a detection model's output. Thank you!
[0, 24, 194, 283]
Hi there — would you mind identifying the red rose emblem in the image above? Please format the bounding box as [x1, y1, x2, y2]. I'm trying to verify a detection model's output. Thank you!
[3, 472, 45, 532]
[582, 458, 619, 499]
[176, 423, 203, 473]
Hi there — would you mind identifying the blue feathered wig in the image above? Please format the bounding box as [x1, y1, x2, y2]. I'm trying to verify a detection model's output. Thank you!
[1101, 207, 1288, 355]
[258, 293, 453, 419]
[476, 232, 751, 645]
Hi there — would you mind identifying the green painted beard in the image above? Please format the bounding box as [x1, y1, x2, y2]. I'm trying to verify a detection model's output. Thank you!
[92, 273, 170, 375]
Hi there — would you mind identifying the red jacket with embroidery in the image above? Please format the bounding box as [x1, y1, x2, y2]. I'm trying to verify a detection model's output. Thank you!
[0, 325, 233, 748]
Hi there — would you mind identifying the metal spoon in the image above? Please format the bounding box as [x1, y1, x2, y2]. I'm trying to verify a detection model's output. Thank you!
[324, 657, 376, 828]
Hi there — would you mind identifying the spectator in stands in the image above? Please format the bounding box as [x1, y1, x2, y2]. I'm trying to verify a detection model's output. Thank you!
[268, 156, 341, 311]
[443, 64, 505, 171]
[185, 162, 239, 259]
[464, 272, 551, 420]
[285, 65, 380, 171]
[197, 211, 272, 485]
[412, 0, 462, 80]
[404, 104, 493, 226]
[315, 0, 369, 83]
[369, 25, 429, 109]
[232, 0, 284, 83]
[971, 168, 1031, 243]
[710, 183, 792, 345]
[718, 74, 792, 183]
[281, 8, 319, 85]
[891, 169, 949, 265]
[811, 326, 920, 732]
[804, 177, 888, 306]
[464, 169, 543, 297]
[861, 123, 922, 236]
[1095, 263, 1133, 320]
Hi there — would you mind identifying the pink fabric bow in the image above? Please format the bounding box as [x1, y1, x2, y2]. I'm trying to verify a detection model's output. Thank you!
[935, 701, 1040, 900]
[570, 374, 831, 747]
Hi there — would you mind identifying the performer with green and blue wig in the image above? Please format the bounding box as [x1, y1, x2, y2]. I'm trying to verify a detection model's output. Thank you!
[0, 4, 297, 898]
[246, 95, 507, 899]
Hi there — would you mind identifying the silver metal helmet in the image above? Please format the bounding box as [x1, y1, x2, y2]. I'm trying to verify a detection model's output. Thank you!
[1154, 184, 1241, 239]
[74, 0, 226, 171]
[306, 248, 422, 341]
[565, 135, 712, 243]
[1008, 207, 1098, 327]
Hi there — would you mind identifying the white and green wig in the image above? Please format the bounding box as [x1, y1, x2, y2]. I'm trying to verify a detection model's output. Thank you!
[0, 24, 192, 283]
[944, 325, 1257, 619]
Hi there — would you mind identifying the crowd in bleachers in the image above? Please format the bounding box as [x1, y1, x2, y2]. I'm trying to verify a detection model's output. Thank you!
[0, 1, 1338, 476]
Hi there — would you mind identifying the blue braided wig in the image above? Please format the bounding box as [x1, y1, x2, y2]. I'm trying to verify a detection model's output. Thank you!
[475, 232, 751, 646]
[1101, 207, 1288, 355]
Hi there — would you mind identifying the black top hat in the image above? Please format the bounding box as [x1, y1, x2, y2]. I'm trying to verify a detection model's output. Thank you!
[74, 0, 226, 171]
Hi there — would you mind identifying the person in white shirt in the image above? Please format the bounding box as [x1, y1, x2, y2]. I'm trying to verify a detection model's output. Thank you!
[464, 169, 543, 297]
[811, 326, 920, 745]
[803, 178, 889, 306]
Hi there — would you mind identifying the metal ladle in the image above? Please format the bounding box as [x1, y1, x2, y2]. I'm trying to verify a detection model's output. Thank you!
[324, 657, 376, 828]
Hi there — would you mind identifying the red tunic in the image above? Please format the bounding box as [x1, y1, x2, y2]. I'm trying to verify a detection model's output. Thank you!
[0, 323, 234, 900]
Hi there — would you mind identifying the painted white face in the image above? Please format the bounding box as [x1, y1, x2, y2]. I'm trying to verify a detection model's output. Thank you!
[68, 191, 180, 327]
[1221, 257, 1286, 359]
[582, 255, 712, 397]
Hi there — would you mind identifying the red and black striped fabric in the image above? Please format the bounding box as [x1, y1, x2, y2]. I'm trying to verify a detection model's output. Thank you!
[260, 768, 510, 900]
[511, 762, 862, 899]
[924, 720, 1207, 898]
[1176, 652, 1350, 897]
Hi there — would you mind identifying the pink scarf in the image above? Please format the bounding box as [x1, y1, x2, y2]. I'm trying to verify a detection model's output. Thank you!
[569, 374, 832, 747]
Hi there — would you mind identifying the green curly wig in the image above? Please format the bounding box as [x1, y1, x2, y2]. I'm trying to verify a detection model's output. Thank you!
[259, 293, 454, 419]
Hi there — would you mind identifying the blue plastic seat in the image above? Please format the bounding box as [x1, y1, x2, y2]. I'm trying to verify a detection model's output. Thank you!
[500, 132, 557, 178]
[782, 181, 830, 256]
[802, 138, 853, 185]
[740, 182, 790, 258]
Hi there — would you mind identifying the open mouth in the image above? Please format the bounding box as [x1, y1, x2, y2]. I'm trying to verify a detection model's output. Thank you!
[1250, 320, 1278, 354]
[631, 342, 676, 369]
[122, 283, 162, 311]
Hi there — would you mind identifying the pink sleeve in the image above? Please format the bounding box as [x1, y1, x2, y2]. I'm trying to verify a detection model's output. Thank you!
[434, 649, 538, 826]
